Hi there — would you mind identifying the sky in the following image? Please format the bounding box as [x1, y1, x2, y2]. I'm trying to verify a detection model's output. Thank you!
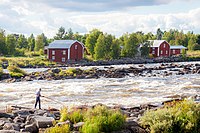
[0, 0, 200, 38]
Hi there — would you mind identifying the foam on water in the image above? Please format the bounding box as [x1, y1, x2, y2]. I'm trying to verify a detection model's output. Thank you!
[0, 62, 200, 109]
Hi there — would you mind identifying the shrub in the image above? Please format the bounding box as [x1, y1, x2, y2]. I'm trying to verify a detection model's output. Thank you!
[7, 65, 26, 78]
[0, 66, 3, 78]
[81, 105, 126, 133]
[44, 124, 70, 133]
[60, 107, 68, 122]
[60, 107, 85, 124]
[140, 100, 200, 133]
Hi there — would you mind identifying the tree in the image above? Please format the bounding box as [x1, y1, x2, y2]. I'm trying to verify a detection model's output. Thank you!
[41, 33, 48, 46]
[85, 29, 102, 58]
[94, 34, 106, 60]
[35, 34, 44, 51]
[65, 28, 74, 40]
[110, 39, 120, 59]
[122, 33, 139, 57]
[28, 34, 35, 51]
[0, 29, 6, 55]
[54, 26, 66, 40]
[140, 41, 150, 57]
[16, 34, 28, 49]
[156, 28, 163, 40]
[6, 34, 16, 55]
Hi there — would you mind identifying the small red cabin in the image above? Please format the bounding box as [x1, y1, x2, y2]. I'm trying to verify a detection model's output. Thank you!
[46, 40, 84, 63]
[170, 45, 186, 56]
[149, 40, 187, 57]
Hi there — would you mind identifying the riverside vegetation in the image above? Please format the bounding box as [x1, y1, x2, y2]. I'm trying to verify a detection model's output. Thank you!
[44, 100, 200, 133]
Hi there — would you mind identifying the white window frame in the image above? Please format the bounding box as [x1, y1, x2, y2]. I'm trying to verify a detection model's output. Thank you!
[152, 50, 155, 54]
[63, 50, 66, 55]
[52, 56, 55, 60]
[166, 50, 168, 54]
[62, 57, 65, 62]
[173, 49, 175, 54]
[75, 45, 77, 50]
[161, 50, 163, 54]
[164, 44, 166, 48]
[52, 50, 55, 55]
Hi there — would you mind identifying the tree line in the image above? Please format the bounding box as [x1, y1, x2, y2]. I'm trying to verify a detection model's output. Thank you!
[0, 27, 200, 59]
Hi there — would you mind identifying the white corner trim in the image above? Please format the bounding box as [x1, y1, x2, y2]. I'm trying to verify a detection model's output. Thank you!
[68, 48, 70, 60]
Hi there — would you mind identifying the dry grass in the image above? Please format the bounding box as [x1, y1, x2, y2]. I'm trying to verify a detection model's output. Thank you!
[186, 50, 200, 57]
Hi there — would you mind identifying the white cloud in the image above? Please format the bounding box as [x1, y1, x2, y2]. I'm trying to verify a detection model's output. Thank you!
[0, 0, 200, 38]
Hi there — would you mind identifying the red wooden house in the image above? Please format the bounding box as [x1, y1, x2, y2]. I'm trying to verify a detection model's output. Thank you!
[149, 40, 187, 57]
[149, 40, 170, 57]
[46, 40, 84, 63]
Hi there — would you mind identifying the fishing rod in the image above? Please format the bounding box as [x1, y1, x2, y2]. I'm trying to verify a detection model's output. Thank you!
[42, 96, 66, 106]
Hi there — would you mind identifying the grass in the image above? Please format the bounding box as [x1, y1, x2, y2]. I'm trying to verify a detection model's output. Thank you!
[44, 124, 70, 133]
[0, 57, 56, 68]
[140, 100, 200, 133]
[186, 50, 200, 58]
[45, 105, 126, 133]
[7, 65, 27, 78]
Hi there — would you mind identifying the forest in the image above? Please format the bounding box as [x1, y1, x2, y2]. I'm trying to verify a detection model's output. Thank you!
[0, 27, 200, 60]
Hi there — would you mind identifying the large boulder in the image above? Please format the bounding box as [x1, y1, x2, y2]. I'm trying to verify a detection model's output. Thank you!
[3, 123, 20, 131]
[21, 123, 38, 133]
[31, 116, 54, 128]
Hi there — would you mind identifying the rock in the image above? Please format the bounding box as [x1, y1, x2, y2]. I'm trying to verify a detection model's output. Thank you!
[0, 130, 20, 133]
[31, 116, 54, 128]
[13, 116, 24, 123]
[73, 122, 84, 131]
[56, 120, 71, 126]
[124, 120, 146, 133]
[34, 110, 47, 116]
[3, 123, 20, 131]
[0, 113, 13, 118]
[111, 130, 132, 133]
[23, 123, 38, 133]
[51, 68, 61, 74]
[24, 76, 33, 81]
[13, 110, 32, 119]
[0, 120, 5, 126]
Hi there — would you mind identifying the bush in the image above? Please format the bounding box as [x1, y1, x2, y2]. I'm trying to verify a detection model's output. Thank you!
[44, 124, 70, 133]
[81, 105, 126, 133]
[0, 66, 4, 78]
[60, 107, 85, 124]
[140, 100, 200, 133]
[7, 65, 26, 78]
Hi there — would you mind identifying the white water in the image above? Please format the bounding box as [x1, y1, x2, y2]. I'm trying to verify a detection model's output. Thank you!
[0, 62, 200, 110]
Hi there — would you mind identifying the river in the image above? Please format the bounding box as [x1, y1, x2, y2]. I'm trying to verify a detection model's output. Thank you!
[0, 62, 200, 110]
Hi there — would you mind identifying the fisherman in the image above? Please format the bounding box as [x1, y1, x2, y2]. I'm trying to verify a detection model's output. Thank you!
[34, 88, 42, 109]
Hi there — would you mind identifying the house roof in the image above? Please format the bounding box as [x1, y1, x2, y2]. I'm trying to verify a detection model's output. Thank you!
[149, 40, 168, 47]
[170, 45, 187, 49]
[48, 40, 84, 49]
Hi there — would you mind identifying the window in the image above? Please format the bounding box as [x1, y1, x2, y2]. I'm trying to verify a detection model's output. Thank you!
[173, 49, 175, 54]
[62, 57, 65, 62]
[75, 45, 77, 49]
[52, 50, 55, 55]
[63, 50, 66, 55]
[152, 50, 155, 54]
[166, 50, 168, 54]
[164, 44, 166, 48]
[52, 56, 55, 60]
[161, 50, 163, 54]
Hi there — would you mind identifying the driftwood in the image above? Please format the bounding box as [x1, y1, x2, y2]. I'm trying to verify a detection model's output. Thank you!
[10, 105, 32, 110]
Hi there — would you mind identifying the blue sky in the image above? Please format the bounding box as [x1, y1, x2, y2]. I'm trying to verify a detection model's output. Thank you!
[0, 0, 200, 38]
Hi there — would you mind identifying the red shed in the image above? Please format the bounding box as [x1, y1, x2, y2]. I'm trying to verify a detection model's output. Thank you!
[47, 40, 84, 63]
[149, 40, 170, 57]
[170, 45, 187, 56]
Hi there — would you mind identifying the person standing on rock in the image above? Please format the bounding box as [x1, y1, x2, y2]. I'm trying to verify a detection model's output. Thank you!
[35, 88, 42, 109]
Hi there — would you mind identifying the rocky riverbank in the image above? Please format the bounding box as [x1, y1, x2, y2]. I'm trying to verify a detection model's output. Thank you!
[0, 96, 199, 133]
[1, 62, 200, 83]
